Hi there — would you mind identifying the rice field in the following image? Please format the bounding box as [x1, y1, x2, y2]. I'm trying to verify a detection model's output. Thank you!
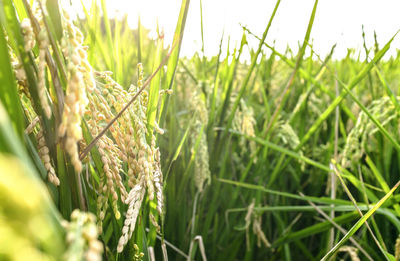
[2, 0, 400, 260]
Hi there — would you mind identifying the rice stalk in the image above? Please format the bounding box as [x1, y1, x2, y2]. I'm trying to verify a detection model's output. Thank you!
[58, 7, 94, 173]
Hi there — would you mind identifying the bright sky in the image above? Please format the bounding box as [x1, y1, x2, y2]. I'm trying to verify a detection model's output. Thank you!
[75, 0, 400, 61]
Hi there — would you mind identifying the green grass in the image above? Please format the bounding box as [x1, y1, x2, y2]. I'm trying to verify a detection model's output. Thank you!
[2, 0, 400, 260]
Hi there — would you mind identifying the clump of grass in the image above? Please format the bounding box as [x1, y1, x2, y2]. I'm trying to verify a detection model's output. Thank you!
[341, 96, 398, 169]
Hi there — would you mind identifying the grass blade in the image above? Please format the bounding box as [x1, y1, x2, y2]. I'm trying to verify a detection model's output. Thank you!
[321, 180, 400, 261]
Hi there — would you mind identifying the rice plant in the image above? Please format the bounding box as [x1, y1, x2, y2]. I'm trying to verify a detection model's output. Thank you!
[2, 0, 400, 260]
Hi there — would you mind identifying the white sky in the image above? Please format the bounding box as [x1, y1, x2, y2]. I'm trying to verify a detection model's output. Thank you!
[75, 0, 400, 61]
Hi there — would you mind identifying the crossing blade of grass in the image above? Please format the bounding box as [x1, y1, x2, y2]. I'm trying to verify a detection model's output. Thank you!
[331, 161, 390, 260]
[357, 164, 388, 251]
[365, 157, 392, 194]
[218, 178, 351, 206]
[365, 156, 400, 216]
[220, 177, 400, 227]
[272, 212, 359, 247]
[335, 165, 380, 202]
[300, 192, 374, 261]
[226, 205, 395, 213]
[321, 180, 400, 261]
[271, 204, 400, 252]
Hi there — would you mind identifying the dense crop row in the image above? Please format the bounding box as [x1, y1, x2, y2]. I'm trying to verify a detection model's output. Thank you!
[1, 0, 400, 260]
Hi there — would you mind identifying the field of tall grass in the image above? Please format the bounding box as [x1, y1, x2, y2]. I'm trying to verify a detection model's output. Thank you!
[2, 0, 400, 260]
